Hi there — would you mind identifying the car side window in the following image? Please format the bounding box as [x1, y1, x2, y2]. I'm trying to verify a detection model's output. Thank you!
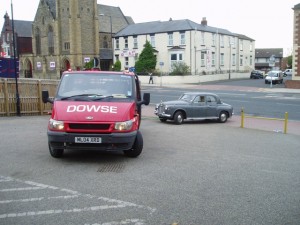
[193, 95, 205, 105]
[207, 96, 217, 105]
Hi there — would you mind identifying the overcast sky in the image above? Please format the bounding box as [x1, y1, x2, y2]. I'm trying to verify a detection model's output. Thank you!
[1, 0, 298, 56]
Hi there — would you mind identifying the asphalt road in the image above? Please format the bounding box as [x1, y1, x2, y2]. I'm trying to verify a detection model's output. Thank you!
[0, 115, 300, 225]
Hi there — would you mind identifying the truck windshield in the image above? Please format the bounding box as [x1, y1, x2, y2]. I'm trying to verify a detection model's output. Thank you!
[57, 73, 134, 100]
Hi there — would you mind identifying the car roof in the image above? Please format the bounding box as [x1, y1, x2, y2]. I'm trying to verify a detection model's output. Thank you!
[183, 92, 219, 96]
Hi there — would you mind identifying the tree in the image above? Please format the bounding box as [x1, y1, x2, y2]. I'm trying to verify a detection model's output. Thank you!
[135, 40, 157, 73]
[113, 60, 121, 71]
[287, 55, 293, 68]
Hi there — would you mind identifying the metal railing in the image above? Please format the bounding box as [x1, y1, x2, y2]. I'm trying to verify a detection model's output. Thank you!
[240, 108, 288, 134]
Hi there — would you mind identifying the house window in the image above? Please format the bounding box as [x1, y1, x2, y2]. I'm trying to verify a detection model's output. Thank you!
[212, 33, 216, 46]
[133, 36, 138, 49]
[115, 38, 119, 49]
[125, 57, 129, 68]
[150, 34, 155, 47]
[48, 26, 54, 55]
[35, 28, 41, 55]
[220, 35, 224, 47]
[211, 52, 215, 66]
[201, 52, 205, 66]
[250, 43, 253, 51]
[201, 32, 205, 45]
[124, 37, 128, 49]
[232, 54, 236, 65]
[6, 33, 10, 42]
[170, 53, 183, 62]
[168, 33, 173, 46]
[240, 55, 243, 66]
[220, 53, 224, 65]
[180, 32, 185, 45]
[250, 55, 253, 65]
[240, 40, 243, 51]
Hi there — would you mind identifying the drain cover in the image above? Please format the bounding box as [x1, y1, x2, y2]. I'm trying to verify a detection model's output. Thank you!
[97, 163, 125, 173]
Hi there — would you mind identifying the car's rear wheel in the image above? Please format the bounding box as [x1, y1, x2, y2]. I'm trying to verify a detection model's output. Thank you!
[219, 111, 228, 123]
[124, 130, 143, 158]
[48, 142, 64, 158]
[174, 111, 184, 125]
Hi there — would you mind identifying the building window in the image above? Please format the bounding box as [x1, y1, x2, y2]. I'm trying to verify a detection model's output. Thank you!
[103, 36, 108, 48]
[240, 55, 243, 66]
[125, 57, 129, 68]
[124, 37, 128, 49]
[201, 32, 205, 45]
[240, 40, 243, 51]
[250, 43, 253, 51]
[170, 53, 183, 62]
[150, 34, 155, 47]
[133, 36, 138, 49]
[220, 53, 224, 66]
[212, 33, 216, 46]
[220, 35, 224, 47]
[35, 28, 41, 55]
[250, 55, 253, 65]
[168, 33, 173, 46]
[201, 52, 205, 66]
[6, 33, 10, 42]
[64, 42, 70, 50]
[212, 52, 215, 66]
[115, 38, 119, 49]
[232, 54, 236, 65]
[48, 26, 54, 55]
[180, 32, 185, 45]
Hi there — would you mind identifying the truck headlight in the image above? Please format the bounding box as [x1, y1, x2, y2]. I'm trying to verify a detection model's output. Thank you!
[49, 119, 64, 130]
[114, 120, 133, 131]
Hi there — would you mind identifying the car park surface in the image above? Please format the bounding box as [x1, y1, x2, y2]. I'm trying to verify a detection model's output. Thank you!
[154, 92, 233, 124]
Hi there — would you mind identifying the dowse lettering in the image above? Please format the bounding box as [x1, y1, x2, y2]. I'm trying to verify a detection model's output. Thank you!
[67, 105, 117, 113]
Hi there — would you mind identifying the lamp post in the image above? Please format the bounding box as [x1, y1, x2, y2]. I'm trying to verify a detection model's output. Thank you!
[11, 0, 20, 116]
[99, 14, 113, 66]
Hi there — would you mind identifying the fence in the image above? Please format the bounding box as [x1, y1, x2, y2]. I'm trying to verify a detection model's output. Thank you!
[0, 78, 59, 116]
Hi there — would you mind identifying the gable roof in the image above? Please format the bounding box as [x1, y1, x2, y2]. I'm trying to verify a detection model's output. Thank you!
[98, 4, 134, 33]
[255, 48, 283, 58]
[114, 19, 235, 37]
[13, 20, 32, 37]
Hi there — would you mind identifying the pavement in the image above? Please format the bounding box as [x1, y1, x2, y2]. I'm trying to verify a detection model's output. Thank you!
[140, 83, 300, 136]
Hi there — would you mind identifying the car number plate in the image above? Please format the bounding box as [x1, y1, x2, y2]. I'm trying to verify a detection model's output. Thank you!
[75, 137, 101, 143]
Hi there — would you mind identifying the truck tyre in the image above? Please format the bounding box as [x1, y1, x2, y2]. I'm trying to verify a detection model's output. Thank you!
[48, 142, 64, 158]
[124, 130, 143, 157]
[174, 111, 184, 125]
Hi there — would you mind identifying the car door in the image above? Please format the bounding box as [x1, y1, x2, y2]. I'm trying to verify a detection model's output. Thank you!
[205, 95, 218, 118]
[191, 95, 207, 118]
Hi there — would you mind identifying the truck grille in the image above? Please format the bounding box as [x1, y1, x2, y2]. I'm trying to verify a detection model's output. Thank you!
[69, 123, 110, 130]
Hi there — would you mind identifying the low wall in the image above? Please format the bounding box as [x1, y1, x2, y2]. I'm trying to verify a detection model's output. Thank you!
[139, 72, 250, 85]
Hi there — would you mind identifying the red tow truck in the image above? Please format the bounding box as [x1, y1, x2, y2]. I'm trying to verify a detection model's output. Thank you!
[42, 70, 150, 158]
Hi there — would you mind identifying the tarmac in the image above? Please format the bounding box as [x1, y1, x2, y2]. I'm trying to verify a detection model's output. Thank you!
[140, 83, 300, 136]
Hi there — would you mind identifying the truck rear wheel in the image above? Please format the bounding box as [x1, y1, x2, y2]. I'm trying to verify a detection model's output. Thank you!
[48, 142, 64, 158]
[124, 130, 143, 157]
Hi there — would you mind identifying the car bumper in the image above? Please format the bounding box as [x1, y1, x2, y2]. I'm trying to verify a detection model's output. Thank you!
[47, 130, 137, 151]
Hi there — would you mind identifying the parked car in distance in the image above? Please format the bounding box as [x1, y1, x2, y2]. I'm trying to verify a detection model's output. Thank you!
[154, 92, 233, 125]
[283, 69, 293, 77]
[250, 70, 264, 79]
[265, 70, 284, 84]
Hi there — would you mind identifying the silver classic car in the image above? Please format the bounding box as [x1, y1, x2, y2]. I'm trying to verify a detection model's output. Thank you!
[154, 92, 233, 124]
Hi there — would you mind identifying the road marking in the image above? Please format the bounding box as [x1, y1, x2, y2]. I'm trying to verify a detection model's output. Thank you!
[0, 195, 80, 204]
[0, 187, 46, 192]
[84, 219, 145, 225]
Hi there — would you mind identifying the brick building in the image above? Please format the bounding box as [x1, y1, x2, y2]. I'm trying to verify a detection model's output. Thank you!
[293, 3, 300, 81]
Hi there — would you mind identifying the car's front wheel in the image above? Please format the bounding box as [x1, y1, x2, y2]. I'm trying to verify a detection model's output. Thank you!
[48, 142, 64, 158]
[219, 111, 228, 123]
[124, 130, 143, 157]
[174, 111, 184, 125]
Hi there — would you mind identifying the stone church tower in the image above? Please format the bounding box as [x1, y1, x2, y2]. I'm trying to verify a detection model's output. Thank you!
[31, 0, 100, 79]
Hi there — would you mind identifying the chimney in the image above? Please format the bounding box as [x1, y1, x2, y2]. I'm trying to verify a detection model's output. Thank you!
[201, 17, 207, 26]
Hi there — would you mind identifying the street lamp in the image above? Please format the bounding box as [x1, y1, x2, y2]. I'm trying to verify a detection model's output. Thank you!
[99, 14, 113, 65]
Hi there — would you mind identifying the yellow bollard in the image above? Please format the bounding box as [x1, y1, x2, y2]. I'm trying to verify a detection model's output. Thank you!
[284, 112, 288, 134]
[241, 107, 244, 128]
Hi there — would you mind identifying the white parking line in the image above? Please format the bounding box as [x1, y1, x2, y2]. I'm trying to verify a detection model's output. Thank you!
[0, 195, 80, 204]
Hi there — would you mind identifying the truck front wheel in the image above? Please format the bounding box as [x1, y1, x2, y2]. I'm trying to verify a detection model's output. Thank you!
[124, 131, 143, 157]
[48, 142, 64, 158]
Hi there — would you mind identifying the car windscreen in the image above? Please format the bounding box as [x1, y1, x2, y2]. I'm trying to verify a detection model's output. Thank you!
[268, 72, 278, 77]
[56, 73, 134, 101]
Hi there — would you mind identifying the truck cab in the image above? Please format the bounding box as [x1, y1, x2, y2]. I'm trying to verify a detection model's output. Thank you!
[42, 70, 150, 158]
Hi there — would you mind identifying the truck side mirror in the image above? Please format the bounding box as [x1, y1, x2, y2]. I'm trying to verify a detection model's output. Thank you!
[42, 90, 53, 104]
